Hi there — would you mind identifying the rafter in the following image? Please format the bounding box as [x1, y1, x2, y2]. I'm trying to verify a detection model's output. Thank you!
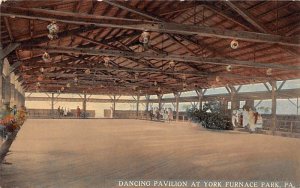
[23, 46, 300, 71]
[1, 6, 299, 47]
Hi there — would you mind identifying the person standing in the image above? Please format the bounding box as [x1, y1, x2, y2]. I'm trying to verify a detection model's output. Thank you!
[168, 108, 173, 123]
[76, 106, 81, 118]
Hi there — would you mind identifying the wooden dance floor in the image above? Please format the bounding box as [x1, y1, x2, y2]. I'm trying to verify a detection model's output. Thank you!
[1, 119, 299, 187]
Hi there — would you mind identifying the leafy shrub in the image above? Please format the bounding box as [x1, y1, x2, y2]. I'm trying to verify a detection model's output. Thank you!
[187, 101, 233, 130]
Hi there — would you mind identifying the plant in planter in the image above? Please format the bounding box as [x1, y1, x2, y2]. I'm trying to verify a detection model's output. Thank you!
[187, 101, 233, 130]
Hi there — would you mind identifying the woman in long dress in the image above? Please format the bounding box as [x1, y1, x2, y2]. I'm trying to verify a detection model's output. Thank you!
[248, 109, 256, 132]
[242, 108, 249, 128]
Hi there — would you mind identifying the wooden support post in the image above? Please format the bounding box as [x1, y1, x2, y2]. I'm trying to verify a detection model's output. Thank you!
[271, 81, 277, 134]
[51, 93, 54, 118]
[157, 94, 163, 111]
[0, 59, 3, 107]
[145, 94, 150, 111]
[113, 95, 116, 118]
[136, 94, 140, 118]
[196, 89, 204, 110]
[174, 92, 181, 121]
[83, 92, 87, 119]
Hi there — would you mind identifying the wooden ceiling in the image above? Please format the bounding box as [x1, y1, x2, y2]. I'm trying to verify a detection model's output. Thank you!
[0, 0, 299, 95]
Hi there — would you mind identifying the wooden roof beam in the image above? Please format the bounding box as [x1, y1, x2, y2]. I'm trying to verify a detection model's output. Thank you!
[1, 6, 299, 47]
[24, 46, 300, 71]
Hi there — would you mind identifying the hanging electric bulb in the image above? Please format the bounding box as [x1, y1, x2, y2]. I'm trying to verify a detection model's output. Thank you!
[169, 60, 175, 68]
[157, 87, 161, 92]
[47, 20, 59, 40]
[139, 31, 150, 50]
[85, 69, 91, 75]
[154, 81, 157, 86]
[226, 65, 232, 72]
[42, 52, 51, 63]
[216, 76, 221, 82]
[40, 67, 44, 73]
[230, 39, 239, 49]
[134, 73, 139, 80]
[266, 68, 272, 76]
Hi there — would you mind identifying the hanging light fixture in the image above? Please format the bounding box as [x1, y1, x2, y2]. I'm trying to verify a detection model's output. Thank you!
[169, 60, 176, 69]
[183, 82, 188, 91]
[74, 77, 78, 83]
[134, 73, 139, 80]
[266, 68, 272, 76]
[139, 31, 150, 50]
[40, 67, 45, 73]
[154, 81, 158, 86]
[42, 52, 51, 63]
[85, 69, 91, 75]
[66, 83, 71, 88]
[216, 76, 221, 82]
[230, 39, 239, 49]
[47, 20, 59, 40]
[103, 56, 110, 67]
[36, 82, 41, 87]
[226, 65, 232, 72]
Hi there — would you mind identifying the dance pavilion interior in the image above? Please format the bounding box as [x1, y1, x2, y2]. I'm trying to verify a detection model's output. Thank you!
[0, 0, 300, 187]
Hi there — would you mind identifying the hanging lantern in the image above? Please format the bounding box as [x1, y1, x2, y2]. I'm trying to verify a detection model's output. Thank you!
[230, 40, 239, 49]
[216, 76, 221, 82]
[103, 56, 110, 67]
[134, 73, 139, 80]
[74, 77, 78, 83]
[266, 68, 272, 76]
[47, 20, 59, 40]
[66, 83, 71, 88]
[40, 67, 44, 73]
[42, 52, 51, 63]
[226, 65, 232, 72]
[139, 31, 150, 50]
[85, 69, 91, 75]
[169, 60, 175, 68]
[37, 75, 44, 81]
[183, 82, 187, 90]
[154, 81, 158, 86]
[36, 82, 41, 87]
[140, 31, 150, 44]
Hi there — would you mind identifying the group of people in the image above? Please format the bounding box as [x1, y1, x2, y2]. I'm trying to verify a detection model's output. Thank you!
[0, 103, 27, 141]
[57, 106, 70, 118]
[232, 106, 263, 133]
[57, 106, 82, 118]
[149, 107, 174, 122]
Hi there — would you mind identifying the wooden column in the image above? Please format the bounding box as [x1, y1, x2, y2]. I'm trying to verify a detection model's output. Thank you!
[271, 81, 277, 134]
[51, 93, 54, 118]
[145, 94, 150, 111]
[157, 94, 163, 111]
[174, 92, 181, 121]
[83, 93, 87, 119]
[113, 95, 116, 118]
[136, 94, 140, 118]
[0, 59, 3, 107]
[196, 89, 204, 110]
